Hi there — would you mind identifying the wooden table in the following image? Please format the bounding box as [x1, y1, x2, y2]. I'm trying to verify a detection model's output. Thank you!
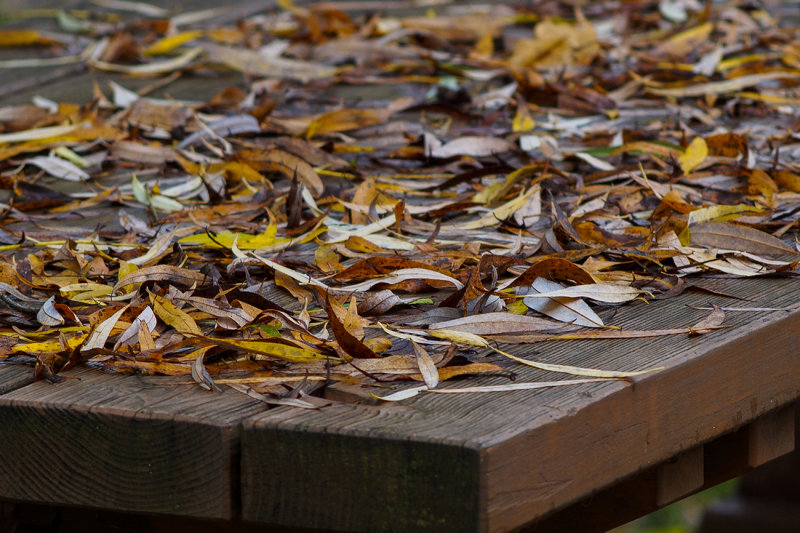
[0, 276, 797, 532]
[1, 1, 798, 531]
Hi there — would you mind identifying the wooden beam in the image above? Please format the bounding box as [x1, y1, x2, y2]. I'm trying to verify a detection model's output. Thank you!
[656, 445, 704, 506]
[240, 278, 800, 532]
[747, 404, 795, 467]
[241, 412, 481, 532]
[0, 367, 264, 519]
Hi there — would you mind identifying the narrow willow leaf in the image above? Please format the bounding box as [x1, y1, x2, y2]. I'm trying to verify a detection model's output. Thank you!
[129, 230, 176, 266]
[229, 383, 320, 409]
[522, 283, 645, 304]
[204, 43, 335, 82]
[429, 312, 566, 335]
[522, 277, 604, 327]
[144, 31, 204, 55]
[374, 378, 611, 401]
[455, 186, 539, 230]
[428, 378, 608, 394]
[84, 304, 129, 350]
[427, 329, 490, 347]
[151, 293, 201, 335]
[495, 347, 663, 378]
[337, 268, 464, 292]
[12, 335, 87, 354]
[647, 72, 800, 97]
[0, 123, 79, 143]
[91, 47, 202, 75]
[429, 328, 660, 378]
[430, 136, 516, 158]
[114, 265, 211, 293]
[114, 307, 157, 349]
[372, 385, 428, 402]
[194, 336, 331, 362]
[252, 254, 330, 289]
[25, 155, 89, 181]
[377, 322, 451, 346]
[689, 222, 795, 256]
[177, 114, 259, 149]
[191, 350, 220, 391]
[411, 340, 439, 389]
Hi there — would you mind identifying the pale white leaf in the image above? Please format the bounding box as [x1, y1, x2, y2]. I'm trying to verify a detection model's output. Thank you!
[522, 277, 604, 328]
[337, 268, 463, 292]
[411, 340, 439, 389]
[84, 304, 129, 350]
[372, 385, 428, 402]
[523, 283, 644, 304]
[428, 378, 608, 394]
[36, 296, 64, 327]
[25, 155, 90, 181]
[0, 123, 80, 143]
[114, 306, 157, 349]
[177, 114, 260, 149]
[430, 136, 516, 158]
[573, 151, 615, 171]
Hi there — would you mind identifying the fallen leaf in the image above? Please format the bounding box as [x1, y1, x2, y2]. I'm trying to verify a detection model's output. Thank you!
[689, 222, 796, 256]
[522, 277, 604, 328]
[679, 137, 708, 174]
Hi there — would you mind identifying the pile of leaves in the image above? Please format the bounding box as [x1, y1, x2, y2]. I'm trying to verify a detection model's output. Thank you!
[0, 0, 798, 407]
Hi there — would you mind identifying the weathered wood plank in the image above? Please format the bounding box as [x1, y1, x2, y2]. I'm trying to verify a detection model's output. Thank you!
[242, 424, 480, 532]
[0, 366, 265, 519]
[521, 417, 758, 532]
[483, 279, 800, 532]
[656, 445, 704, 507]
[0, 366, 35, 395]
[747, 403, 795, 467]
[241, 278, 800, 532]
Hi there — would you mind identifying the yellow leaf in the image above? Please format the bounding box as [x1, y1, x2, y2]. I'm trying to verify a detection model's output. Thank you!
[204, 28, 244, 44]
[512, 104, 535, 132]
[198, 336, 331, 362]
[117, 261, 139, 294]
[687, 203, 764, 226]
[428, 329, 489, 347]
[151, 293, 201, 335]
[144, 31, 203, 55]
[12, 334, 87, 354]
[455, 185, 540, 230]
[59, 282, 113, 301]
[679, 137, 708, 174]
[613, 141, 682, 160]
[223, 161, 268, 184]
[473, 30, 494, 59]
[656, 22, 713, 58]
[306, 109, 384, 139]
[0, 29, 56, 47]
[773, 170, 800, 192]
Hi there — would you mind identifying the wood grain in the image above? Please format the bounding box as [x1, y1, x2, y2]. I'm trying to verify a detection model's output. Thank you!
[0, 366, 35, 395]
[747, 403, 795, 467]
[240, 278, 800, 532]
[656, 445, 704, 506]
[0, 367, 264, 519]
